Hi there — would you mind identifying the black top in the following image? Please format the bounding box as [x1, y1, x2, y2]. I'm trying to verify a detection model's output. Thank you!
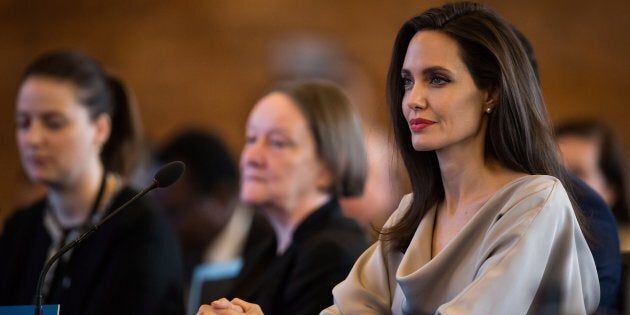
[214, 199, 368, 315]
[570, 175, 622, 313]
[0, 186, 185, 315]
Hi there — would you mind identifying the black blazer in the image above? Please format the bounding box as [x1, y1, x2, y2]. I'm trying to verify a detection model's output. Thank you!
[570, 174, 622, 313]
[0, 186, 185, 315]
[212, 199, 369, 315]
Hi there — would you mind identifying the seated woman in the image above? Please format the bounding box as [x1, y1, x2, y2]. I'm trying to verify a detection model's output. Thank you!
[196, 80, 370, 315]
[324, 2, 599, 314]
[0, 50, 184, 315]
[199, 2, 599, 315]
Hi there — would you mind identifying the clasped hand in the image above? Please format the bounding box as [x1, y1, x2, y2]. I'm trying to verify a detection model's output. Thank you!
[197, 298, 264, 315]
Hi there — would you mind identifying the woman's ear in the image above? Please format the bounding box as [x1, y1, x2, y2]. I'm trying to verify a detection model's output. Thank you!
[316, 162, 334, 193]
[482, 88, 499, 113]
[601, 183, 618, 209]
[484, 87, 499, 106]
[94, 113, 112, 148]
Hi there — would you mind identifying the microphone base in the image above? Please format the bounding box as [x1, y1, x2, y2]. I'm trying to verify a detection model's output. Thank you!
[0, 304, 59, 315]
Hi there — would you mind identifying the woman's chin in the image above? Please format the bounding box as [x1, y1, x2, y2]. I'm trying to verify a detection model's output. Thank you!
[241, 196, 279, 211]
[239, 193, 267, 206]
[25, 172, 48, 184]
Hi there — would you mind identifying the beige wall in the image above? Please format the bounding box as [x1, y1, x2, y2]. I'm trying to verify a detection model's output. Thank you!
[1, 0, 629, 223]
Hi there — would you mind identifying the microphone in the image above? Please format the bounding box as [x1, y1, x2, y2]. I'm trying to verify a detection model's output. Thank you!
[32, 161, 186, 315]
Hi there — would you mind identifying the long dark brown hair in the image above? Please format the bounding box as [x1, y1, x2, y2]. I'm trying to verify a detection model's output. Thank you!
[382, 2, 580, 252]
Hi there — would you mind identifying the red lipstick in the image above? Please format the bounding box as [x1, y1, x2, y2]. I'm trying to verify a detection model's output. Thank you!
[409, 118, 435, 132]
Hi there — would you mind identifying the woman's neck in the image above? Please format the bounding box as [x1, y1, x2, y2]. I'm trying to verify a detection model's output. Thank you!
[437, 146, 523, 214]
[47, 162, 106, 228]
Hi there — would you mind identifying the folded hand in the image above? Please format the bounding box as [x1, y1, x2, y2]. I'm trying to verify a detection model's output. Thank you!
[197, 298, 264, 315]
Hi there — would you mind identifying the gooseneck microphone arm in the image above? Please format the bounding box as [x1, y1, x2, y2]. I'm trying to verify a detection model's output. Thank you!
[32, 183, 156, 314]
[32, 161, 185, 315]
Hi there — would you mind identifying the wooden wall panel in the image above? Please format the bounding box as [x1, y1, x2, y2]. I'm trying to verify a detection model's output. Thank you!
[1, 0, 629, 223]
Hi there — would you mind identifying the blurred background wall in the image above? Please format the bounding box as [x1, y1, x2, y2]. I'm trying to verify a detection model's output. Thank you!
[1, 0, 629, 223]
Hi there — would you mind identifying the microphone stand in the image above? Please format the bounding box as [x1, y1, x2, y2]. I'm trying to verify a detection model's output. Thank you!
[32, 180, 158, 315]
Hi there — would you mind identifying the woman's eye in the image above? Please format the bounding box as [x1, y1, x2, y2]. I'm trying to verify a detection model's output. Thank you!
[15, 116, 30, 130]
[268, 134, 293, 148]
[245, 135, 256, 144]
[44, 118, 66, 130]
[402, 77, 413, 90]
[429, 75, 450, 86]
[270, 140, 288, 148]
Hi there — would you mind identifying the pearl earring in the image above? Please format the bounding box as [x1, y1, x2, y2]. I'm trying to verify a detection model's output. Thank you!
[485, 107, 493, 114]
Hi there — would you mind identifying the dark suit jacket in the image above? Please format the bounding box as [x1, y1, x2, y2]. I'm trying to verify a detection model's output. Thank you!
[213, 199, 368, 315]
[570, 174, 622, 313]
[0, 186, 185, 315]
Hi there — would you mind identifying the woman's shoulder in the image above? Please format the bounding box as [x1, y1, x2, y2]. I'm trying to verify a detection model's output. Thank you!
[105, 184, 173, 235]
[381, 193, 415, 228]
[302, 221, 369, 257]
[100, 185, 181, 262]
[4, 198, 47, 227]
[109, 185, 161, 215]
[502, 174, 562, 191]
[494, 174, 567, 204]
[490, 174, 573, 222]
[0, 200, 46, 244]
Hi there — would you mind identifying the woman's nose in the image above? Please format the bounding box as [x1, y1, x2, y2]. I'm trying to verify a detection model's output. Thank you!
[405, 84, 428, 111]
[241, 139, 265, 167]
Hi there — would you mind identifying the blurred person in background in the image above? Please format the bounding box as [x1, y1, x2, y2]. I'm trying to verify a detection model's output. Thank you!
[154, 129, 252, 286]
[0, 50, 184, 315]
[197, 79, 370, 315]
[270, 35, 404, 238]
[555, 120, 629, 313]
[555, 120, 630, 224]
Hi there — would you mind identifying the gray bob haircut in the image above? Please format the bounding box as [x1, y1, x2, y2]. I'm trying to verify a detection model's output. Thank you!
[272, 79, 368, 197]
